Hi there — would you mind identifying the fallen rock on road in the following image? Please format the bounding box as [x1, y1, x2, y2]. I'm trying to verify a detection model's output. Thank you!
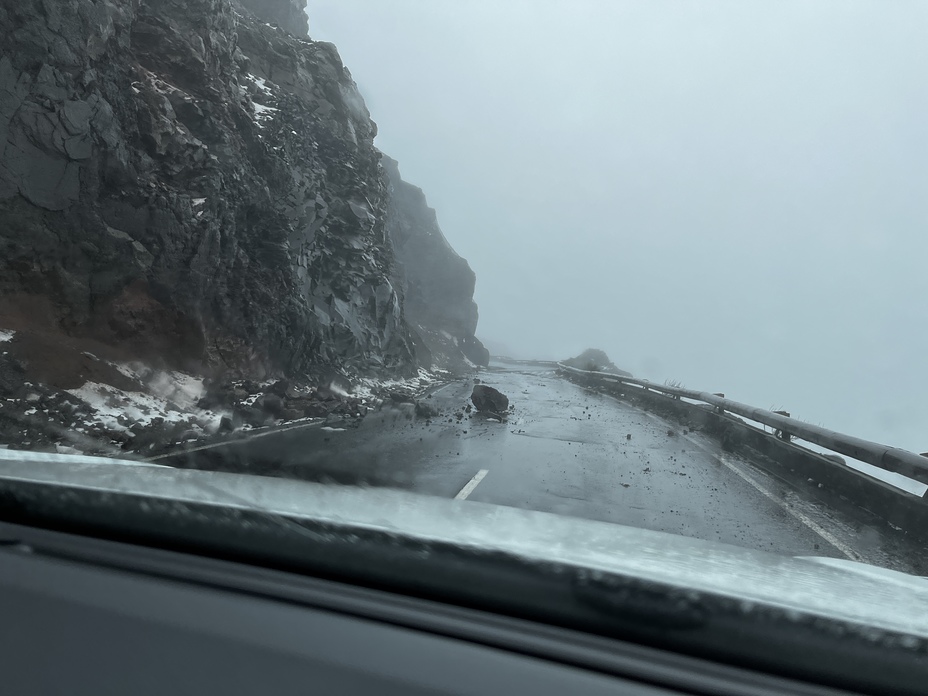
[471, 385, 510, 414]
[415, 400, 441, 419]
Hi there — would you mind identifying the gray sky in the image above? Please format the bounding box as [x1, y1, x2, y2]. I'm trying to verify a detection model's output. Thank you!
[306, 1, 928, 452]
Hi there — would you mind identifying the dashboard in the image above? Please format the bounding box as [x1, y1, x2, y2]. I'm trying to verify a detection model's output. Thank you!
[0, 521, 855, 696]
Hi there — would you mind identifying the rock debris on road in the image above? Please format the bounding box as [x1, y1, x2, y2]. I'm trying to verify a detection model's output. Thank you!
[162, 360, 911, 572]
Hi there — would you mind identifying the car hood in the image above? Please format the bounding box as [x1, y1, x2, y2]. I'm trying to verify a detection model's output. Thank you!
[2, 449, 927, 639]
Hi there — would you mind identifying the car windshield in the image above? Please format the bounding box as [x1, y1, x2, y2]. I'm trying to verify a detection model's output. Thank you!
[1, 0, 927, 636]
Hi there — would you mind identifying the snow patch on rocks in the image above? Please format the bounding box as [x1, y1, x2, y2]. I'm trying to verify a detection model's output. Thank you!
[245, 73, 275, 96]
[66, 381, 212, 435]
[252, 102, 278, 126]
[352, 367, 444, 402]
[113, 363, 208, 412]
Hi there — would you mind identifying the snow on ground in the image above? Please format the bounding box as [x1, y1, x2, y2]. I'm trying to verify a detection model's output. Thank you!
[244, 73, 274, 97]
[252, 102, 278, 126]
[67, 367, 222, 440]
[352, 368, 444, 402]
[0, 329, 14, 342]
[67, 382, 187, 434]
[114, 363, 209, 412]
[242, 74, 280, 129]
[239, 380, 277, 409]
[147, 371, 206, 411]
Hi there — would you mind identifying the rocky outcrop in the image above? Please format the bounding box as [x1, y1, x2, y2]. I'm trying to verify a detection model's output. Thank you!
[237, 0, 307, 37]
[0, 0, 420, 380]
[382, 155, 489, 370]
[563, 349, 631, 376]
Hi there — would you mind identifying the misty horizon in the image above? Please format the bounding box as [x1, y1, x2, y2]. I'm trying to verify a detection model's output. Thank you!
[307, 0, 928, 452]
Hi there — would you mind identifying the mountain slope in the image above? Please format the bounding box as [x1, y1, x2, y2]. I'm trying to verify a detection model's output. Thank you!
[0, 0, 486, 385]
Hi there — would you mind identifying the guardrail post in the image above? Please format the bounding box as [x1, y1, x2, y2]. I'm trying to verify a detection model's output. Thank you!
[713, 393, 725, 414]
[773, 410, 791, 442]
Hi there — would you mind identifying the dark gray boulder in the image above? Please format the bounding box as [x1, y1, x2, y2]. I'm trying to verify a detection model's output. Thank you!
[415, 400, 441, 419]
[256, 393, 284, 417]
[471, 385, 509, 414]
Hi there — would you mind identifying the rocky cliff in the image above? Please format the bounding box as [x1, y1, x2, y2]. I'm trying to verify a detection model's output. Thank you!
[0, 0, 486, 386]
[237, 0, 307, 37]
[383, 156, 489, 370]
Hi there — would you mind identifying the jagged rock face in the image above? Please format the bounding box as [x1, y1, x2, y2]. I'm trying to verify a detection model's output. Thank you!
[0, 0, 417, 377]
[382, 156, 490, 369]
[237, 0, 307, 37]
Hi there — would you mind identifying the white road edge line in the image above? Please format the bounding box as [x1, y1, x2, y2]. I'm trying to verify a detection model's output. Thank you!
[717, 454, 862, 562]
[573, 385, 863, 561]
[621, 404, 862, 562]
[144, 420, 325, 462]
[455, 469, 489, 500]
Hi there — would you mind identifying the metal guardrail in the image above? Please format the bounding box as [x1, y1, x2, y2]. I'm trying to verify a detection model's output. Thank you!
[491, 356, 560, 367]
[558, 363, 928, 486]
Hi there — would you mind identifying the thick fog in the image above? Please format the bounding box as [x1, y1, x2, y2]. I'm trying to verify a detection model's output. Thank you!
[307, 1, 928, 452]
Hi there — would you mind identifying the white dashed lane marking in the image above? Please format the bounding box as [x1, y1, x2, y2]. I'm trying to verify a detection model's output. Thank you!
[455, 469, 489, 500]
[144, 420, 324, 461]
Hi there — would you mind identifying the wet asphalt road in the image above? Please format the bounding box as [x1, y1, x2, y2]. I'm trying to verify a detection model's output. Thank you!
[163, 361, 909, 569]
